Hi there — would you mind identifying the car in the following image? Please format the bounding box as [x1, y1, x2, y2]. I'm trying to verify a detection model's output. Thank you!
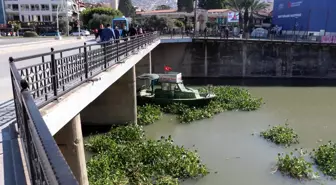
[40, 31, 62, 36]
[71, 30, 90, 36]
[251, 28, 268, 38]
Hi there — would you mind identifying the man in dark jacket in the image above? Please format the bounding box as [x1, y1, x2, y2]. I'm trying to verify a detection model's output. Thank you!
[114, 26, 120, 43]
[129, 25, 137, 39]
[101, 24, 114, 42]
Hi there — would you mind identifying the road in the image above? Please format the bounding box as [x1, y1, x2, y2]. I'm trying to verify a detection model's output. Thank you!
[0, 37, 98, 103]
[0, 37, 55, 46]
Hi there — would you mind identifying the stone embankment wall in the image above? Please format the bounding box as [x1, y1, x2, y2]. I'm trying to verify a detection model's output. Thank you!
[137, 41, 336, 78]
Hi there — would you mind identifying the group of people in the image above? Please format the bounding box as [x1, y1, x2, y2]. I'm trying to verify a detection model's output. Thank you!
[94, 24, 145, 43]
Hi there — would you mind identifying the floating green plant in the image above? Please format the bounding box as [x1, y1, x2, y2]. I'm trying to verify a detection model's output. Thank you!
[86, 124, 208, 185]
[312, 141, 336, 179]
[162, 86, 263, 123]
[137, 104, 162, 125]
[260, 123, 299, 146]
[276, 152, 318, 180]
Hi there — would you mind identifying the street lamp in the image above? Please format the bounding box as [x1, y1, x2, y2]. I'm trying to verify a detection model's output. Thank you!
[55, 4, 62, 40]
[194, 0, 197, 37]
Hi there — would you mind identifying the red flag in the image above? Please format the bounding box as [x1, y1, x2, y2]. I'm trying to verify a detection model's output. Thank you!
[164, 66, 172, 72]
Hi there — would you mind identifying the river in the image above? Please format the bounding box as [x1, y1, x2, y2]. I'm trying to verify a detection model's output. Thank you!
[142, 87, 336, 185]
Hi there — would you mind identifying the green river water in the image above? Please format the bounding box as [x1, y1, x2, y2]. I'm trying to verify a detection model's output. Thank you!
[84, 86, 336, 185]
[142, 87, 336, 185]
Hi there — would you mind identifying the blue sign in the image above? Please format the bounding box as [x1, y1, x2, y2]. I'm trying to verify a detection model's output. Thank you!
[0, 0, 5, 24]
[272, 0, 336, 32]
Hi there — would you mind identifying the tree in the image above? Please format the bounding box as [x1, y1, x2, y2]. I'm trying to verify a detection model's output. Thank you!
[88, 14, 114, 29]
[155, 5, 172, 10]
[81, 7, 123, 26]
[225, 0, 268, 36]
[177, 0, 194, 12]
[174, 19, 185, 28]
[199, 0, 226, 9]
[118, 0, 136, 17]
[142, 15, 174, 30]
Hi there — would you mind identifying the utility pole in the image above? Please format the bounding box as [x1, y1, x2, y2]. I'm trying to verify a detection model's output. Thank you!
[194, 0, 197, 37]
[66, 0, 70, 36]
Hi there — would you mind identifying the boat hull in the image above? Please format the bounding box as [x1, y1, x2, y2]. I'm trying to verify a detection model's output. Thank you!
[137, 95, 215, 107]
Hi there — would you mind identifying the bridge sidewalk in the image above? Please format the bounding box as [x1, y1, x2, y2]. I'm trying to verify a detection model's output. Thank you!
[0, 100, 27, 185]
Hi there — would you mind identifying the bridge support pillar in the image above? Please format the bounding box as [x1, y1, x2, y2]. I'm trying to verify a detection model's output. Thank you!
[81, 66, 137, 125]
[149, 51, 152, 74]
[54, 114, 89, 185]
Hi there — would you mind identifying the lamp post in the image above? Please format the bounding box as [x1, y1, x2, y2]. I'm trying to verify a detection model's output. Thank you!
[55, 4, 62, 40]
[77, 12, 82, 39]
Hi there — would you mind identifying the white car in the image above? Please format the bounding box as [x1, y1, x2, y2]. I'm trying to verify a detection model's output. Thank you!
[251, 28, 268, 38]
[71, 30, 90, 36]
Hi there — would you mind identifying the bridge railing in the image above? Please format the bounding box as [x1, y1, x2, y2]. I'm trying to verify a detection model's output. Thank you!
[9, 32, 159, 185]
[159, 30, 329, 43]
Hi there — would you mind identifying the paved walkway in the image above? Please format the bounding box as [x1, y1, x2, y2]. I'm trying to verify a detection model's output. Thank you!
[0, 100, 27, 185]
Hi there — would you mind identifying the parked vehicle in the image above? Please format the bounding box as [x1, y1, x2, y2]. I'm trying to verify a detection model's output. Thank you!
[71, 30, 90, 36]
[40, 31, 61, 36]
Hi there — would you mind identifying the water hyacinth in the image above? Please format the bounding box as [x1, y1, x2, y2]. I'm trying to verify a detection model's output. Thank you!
[276, 152, 318, 180]
[86, 124, 209, 185]
[162, 86, 263, 123]
[312, 141, 336, 179]
[260, 123, 299, 146]
[137, 104, 162, 125]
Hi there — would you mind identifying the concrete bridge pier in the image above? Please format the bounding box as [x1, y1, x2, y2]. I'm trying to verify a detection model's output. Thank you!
[81, 66, 137, 125]
[54, 114, 89, 185]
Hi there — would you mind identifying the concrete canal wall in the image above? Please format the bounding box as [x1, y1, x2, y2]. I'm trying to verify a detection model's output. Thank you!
[137, 42, 336, 79]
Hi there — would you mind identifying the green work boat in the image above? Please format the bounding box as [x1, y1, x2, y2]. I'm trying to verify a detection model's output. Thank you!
[136, 72, 216, 107]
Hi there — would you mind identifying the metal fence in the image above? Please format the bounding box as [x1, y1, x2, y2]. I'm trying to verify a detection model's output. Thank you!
[159, 30, 328, 43]
[9, 32, 159, 185]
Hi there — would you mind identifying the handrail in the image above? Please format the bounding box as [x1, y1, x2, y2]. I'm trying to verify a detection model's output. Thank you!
[9, 32, 160, 184]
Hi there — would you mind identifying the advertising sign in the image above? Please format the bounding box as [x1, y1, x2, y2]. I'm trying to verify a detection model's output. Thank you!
[227, 12, 239, 23]
[272, 0, 336, 32]
[159, 73, 182, 83]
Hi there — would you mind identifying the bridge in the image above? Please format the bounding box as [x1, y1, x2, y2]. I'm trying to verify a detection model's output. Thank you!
[1, 33, 336, 185]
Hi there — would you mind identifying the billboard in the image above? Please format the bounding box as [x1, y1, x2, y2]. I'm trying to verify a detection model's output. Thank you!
[227, 12, 239, 23]
[0, 0, 5, 25]
[272, 0, 336, 32]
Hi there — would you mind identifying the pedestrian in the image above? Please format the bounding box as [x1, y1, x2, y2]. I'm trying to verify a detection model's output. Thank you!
[101, 24, 114, 42]
[97, 24, 104, 42]
[129, 25, 137, 39]
[114, 26, 120, 43]
[225, 27, 229, 39]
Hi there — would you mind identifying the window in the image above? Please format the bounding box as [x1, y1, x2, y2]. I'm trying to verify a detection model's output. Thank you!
[41, 4, 49, 11]
[42, 15, 51, 22]
[30, 4, 39, 11]
[20, 4, 29, 11]
[52, 4, 58, 11]
[52, 16, 57, 22]
[12, 4, 19, 10]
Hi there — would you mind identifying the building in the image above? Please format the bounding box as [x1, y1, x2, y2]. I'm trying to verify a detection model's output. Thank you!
[272, 0, 336, 34]
[0, 0, 5, 25]
[4, 0, 79, 23]
[111, 0, 119, 9]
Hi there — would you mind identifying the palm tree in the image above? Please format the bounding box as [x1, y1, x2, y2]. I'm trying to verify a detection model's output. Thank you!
[225, 0, 269, 37]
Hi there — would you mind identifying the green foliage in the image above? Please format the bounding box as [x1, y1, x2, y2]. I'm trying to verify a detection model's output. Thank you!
[156, 5, 172, 10]
[260, 123, 299, 146]
[137, 104, 162, 125]
[81, 7, 123, 26]
[162, 86, 262, 123]
[142, 15, 175, 30]
[277, 152, 318, 180]
[177, 0, 194, 12]
[23, 31, 38, 37]
[86, 124, 209, 185]
[199, 0, 226, 9]
[118, 0, 136, 17]
[174, 19, 185, 28]
[88, 13, 114, 29]
[312, 141, 336, 179]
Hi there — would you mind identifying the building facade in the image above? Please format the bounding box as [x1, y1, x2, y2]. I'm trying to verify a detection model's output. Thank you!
[4, 0, 79, 23]
[111, 0, 118, 9]
[0, 0, 5, 24]
[272, 0, 336, 33]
